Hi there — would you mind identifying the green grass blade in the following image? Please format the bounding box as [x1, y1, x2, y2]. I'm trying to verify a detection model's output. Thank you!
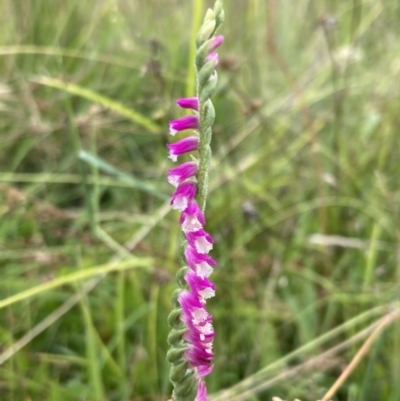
[80, 298, 106, 401]
[31, 76, 161, 133]
[78, 150, 168, 200]
[0, 258, 153, 309]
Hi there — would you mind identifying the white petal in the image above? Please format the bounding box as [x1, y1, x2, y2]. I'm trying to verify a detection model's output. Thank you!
[195, 237, 213, 254]
[167, 175, 179, 187]
[196, 262, 213, 278]
[199, 323, 214, 335]
[192, 308, 208, 325]
[172, 195, 188, 211]
[199, 288, 215, 300]
[205, 345, 213, 354]
[168, 153, 178, 162]
[182, 215, 202, 233]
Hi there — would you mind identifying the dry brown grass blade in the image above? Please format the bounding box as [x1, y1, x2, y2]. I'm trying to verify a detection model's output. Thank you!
[212, 306, 399, 401]
[321, 308, 400, 401]
[270, 308, 400, 401]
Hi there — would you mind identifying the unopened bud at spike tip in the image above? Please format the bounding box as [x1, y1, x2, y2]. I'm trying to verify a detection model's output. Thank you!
[196, 19, 216, 45]
[204, 8, 215, 23]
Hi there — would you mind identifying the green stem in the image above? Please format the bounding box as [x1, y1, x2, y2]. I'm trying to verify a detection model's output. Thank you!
[196, 101, 211, 212]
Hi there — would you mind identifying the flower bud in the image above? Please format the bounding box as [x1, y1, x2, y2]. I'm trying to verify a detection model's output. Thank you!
[196, 19, 216, 45]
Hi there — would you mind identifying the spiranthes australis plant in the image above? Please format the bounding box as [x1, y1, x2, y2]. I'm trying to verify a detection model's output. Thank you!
[166, 1, 224, 401]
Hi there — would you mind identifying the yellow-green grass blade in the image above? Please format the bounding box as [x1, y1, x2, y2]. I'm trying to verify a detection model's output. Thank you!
[31, 76, 161, 133]
[0, 258, 153, 310]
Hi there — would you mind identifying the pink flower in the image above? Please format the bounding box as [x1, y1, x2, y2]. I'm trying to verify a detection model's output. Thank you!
[167, 162, 198, 187]
[179, 290, 215, 378]
[185, 246, 217, 278]
[179, 290, 211, 325]
[170, 181, 197, 211]
[195, 380, 208, 401]
[167, 136, 199, 162]
[196, 365, 214, 379]
[206, 51, 219, 67]
[179, 201, 206, 233]
[208, 35, 224, 52]
[186, 229, 214, 254]
[169, 115, 199, 136]
[176, 97, 199, 111]
[185, 270, 216, 303]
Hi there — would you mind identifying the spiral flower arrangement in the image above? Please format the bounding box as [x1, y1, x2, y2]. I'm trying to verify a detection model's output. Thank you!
[166, 2, 224, 401]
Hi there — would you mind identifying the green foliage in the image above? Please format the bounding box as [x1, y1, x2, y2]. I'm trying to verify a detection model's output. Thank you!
[0, 0, 400, 400]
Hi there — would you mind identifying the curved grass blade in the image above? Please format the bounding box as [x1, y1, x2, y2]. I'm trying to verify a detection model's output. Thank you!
[79, 150, 168, 200]
[31, 76, 161, 133]
[0, 258, 153, 309]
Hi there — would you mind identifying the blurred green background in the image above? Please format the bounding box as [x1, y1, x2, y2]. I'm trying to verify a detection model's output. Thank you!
[1, 0, 400, 400]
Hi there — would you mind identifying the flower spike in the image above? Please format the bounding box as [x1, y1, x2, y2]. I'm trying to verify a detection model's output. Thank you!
[167, 1, 224, 400]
